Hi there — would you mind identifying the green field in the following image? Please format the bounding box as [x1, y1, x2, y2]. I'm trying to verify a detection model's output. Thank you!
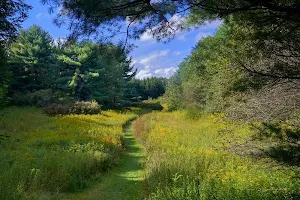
[1, 107, 299, 200]
[0, 107, 137, 199]
[61, 121, 144, 200]
[2, 1, 300, 199]
[133, 111, 300, 200]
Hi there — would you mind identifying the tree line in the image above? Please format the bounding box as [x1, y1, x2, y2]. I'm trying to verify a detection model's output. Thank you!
[38, 0, 300, 123]
[164, 17, 300, 123]
[7, 25, 135, 108]
[1, 24, 167, 109]
[1, 0, 300, 123]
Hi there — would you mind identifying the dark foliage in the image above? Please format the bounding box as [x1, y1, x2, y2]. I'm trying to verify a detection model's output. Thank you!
[0, 0, 31, 107]
[0, 0, 31, 40]
[134, 101, 163, 111]
[10, 89, 57, 107]
[266, 144, 300, 166]
[7, 25, 141, 109]
[42, 103, 71, 115]
[130, 77, 167, 100]
[0, 43, 9, 107]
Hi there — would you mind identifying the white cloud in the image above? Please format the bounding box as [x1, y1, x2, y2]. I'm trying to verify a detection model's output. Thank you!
[139, 58, 150, 65]
[36, 13, 42, 19]
[139, 17, 222, 43]
[177, 33, 187, 41]
[145, 65, 151, 70]
[131, 47, 185, 79]
[154, 67, 177, 78]
[133, 49, 176, 79]
[194, 20, 223, 42]
[136, 69, 152, 79]
[159, 50, 169, 56]
[131, 59, 137, 66]
[53, 38, 68, 46]
[173, 51, 182, 56]
[36, 12, 50, 20]
[139, 49, 169, 65]
[140, 31, 154, 41]
[139, 14, 186, 42]
[200, 20, 223, 30]
[195, 32, 213, 41]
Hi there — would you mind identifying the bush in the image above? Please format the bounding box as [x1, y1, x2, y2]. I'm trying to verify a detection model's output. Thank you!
[135, 102, 163, 111]
[43, 100, 101, 115]
[42, 103, 71, 115]
[11, 89, 55, 107]
[185, 104, 204, 120]
[70, 100, 101, 114]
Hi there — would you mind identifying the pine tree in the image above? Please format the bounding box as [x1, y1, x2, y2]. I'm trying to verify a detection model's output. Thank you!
[8, 25, 57, 92]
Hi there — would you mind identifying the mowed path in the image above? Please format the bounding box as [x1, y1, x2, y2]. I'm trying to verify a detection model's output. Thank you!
[62, 121, 144, 200]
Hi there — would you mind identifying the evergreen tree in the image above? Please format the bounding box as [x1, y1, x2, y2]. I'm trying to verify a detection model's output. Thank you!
[57, 41, 136, 108]
[0, 0, 31, 106]
[0, 43, 9, 107]
[131, 77, 167, 100]
[90, 44, 130, 108]
[8, 25, 57, 92]
[57, 41, 95, 100]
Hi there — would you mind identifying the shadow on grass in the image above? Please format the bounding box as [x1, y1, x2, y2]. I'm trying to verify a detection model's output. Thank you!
[250, 122, 300, 166]
[265, 144, 300, 167]
[253, 122, 300, 141]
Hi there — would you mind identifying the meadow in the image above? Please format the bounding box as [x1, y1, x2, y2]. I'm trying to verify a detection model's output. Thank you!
[133, 111, 300, 200]
[0, 107, 137, 200]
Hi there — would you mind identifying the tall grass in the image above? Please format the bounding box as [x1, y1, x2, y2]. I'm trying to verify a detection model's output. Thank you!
[0, 107, 137, 199]
[133, 111, 300, 200]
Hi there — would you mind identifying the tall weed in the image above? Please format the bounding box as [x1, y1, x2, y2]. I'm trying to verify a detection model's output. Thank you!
[134, 112, 300, 200]
[0, 107, 137, 199]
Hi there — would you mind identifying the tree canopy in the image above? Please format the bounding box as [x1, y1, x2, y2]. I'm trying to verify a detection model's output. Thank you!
[0, 0, 31, 107]
[9, 25, 56, 92]
[42, 0, 300, 79]
[43, 0, 300, 41]
[164, 19, 300, 122]
[7, 25, 142, 108]
[0, 0, 32, 41]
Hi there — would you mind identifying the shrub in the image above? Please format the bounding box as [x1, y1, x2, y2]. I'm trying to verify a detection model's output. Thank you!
[70, 100, 101, 114]
[43, 101, 101, 115]
[42, 103, 71, 115]
[11, 89, 55, 107]
[135, 102, 163, 111]
[185, 104, 204, 120]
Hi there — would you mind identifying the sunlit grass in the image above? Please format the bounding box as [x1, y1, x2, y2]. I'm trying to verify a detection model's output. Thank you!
[133, 111, 300, 200]
[0, 107, 137, 200]
[62, 121, 144, 200]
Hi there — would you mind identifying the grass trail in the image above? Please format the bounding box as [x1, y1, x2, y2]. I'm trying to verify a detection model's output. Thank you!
[62, 120, 144, 200]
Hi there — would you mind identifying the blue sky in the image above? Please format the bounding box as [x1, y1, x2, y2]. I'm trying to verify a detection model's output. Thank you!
[22, 0, 221, 79]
